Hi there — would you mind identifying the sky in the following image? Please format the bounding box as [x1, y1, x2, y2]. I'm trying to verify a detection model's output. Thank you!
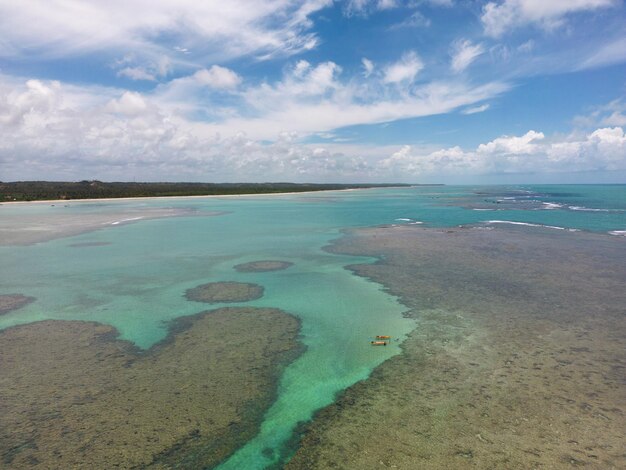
[0, 0, 625, 183]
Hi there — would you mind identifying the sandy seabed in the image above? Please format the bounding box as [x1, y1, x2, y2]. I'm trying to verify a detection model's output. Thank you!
[0, 206, 227, 246]
[288, 225, 626, 469]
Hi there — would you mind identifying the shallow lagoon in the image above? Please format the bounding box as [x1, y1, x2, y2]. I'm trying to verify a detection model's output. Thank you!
[0, 185, 624, 467]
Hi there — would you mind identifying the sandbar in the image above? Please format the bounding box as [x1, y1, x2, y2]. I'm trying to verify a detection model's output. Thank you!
[0, 206, 227, 246]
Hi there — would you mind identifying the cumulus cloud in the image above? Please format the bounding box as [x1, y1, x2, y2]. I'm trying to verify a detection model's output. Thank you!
[105, 92, 150, 116]
[379, 127, 626, 177]
[0, 79, 61, 126]
[450, 39, 485, 73]
[477, 130, 545, 154]
[0, 77, 372, 181]
[0, 55, 511, 178]
[383, 51, 424, 84]
[115, 56, 172, 82]
[1, 75, 623, 181]
[0, 72, 510, 181]
[193, 66, 242, 89]
[481, 0, 616, 37]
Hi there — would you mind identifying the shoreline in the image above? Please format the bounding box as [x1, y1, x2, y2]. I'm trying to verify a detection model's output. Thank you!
[0, 185, 410, 206]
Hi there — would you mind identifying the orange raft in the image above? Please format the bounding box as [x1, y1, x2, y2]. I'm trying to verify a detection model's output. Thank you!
[370, 341, 388, 346]
[376, 335, 391, 339]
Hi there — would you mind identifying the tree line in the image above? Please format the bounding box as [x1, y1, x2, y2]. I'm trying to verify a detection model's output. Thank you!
[0, 181, 411, 202]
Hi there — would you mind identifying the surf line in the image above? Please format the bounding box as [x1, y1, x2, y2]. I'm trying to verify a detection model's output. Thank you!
[109, 217, 144, 225]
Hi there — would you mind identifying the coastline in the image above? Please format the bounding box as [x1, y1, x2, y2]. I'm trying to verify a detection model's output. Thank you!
[0, 185, 404, 206]
[287, 224, 626, 469]
[0, 186, 397, 246]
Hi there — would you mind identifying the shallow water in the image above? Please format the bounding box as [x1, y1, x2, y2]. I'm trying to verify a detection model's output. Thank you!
[0, 184, 624, 467]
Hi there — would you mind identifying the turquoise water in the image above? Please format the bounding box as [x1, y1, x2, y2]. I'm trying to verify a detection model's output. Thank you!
[0, 184, 624, 468]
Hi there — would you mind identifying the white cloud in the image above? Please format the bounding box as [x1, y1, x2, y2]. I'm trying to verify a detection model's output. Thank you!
[114, 56, 172, 82]
[517, 40, 535, 53]
[193, 66, 242, 89]
[450, 39, 485, 73]
[362, 58, 375, 77]
[105, 92, 150, 116]
[0, 0, 332, 63]
[481, 0, 616, 37]
[389, 11, 431, 29]
[1, 75, 623, 181]
[379, 127, 626, 177]
[578, 37, 626, 70]
[293, 60, 312, 78]
[477, 130, 545, 154]
[383, 51, 424, 84]
[0, 73, 512, 180]
[344, 0, 399, 16]
[573, 99, 626, 129]
[206, 64, 506, 140]
[117, 67, 157, 81]
[603, 111, 626, 127]
[0, 79, 61, 126]
[461, 103, 490, 114]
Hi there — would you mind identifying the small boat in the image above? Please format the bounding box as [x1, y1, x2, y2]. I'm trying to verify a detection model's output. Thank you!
[376, 335, 391, 339]
[370, 341, 387, 346]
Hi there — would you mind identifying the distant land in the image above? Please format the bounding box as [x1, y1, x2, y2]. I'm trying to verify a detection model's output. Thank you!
[0, 181, 423, 202]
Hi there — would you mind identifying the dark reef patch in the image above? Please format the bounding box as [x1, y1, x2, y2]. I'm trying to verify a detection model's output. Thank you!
[234, 260, 294, 272]
[0, 307, 302, 469]
[0, 294, 35, 315]
[185, 281, 264, 303]
[288, 226, 626, 469]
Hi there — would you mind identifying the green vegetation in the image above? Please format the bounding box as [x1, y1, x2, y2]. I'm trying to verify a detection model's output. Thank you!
[0, 181, 411, 202]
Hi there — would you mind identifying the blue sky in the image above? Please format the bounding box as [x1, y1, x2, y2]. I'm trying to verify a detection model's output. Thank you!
[0, 0, 625, 183]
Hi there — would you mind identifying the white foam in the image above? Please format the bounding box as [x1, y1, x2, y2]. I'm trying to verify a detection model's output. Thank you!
[541, 202, 563, 210]
[394, 218, 423, 225]
[110, 216, 144, 225]
[608, 230, 626, 237]
[568, 205, 610, 212]
[485, 220, 580, 232]
[472, 208, 494, 211]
